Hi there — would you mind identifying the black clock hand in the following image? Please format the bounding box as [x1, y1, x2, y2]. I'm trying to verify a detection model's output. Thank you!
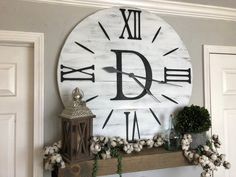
[103, 67, 178, 103]
[103, 67, 159, 101]
[128, 73, 161, 103]
[103, 66, 182, 87]
[131, 75, 178, 104]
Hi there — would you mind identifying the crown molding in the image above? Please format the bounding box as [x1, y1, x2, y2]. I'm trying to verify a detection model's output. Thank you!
[23, 0, 236, 21]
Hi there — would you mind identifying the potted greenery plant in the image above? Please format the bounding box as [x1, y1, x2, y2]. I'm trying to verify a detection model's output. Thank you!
[174, 105, 211, 148]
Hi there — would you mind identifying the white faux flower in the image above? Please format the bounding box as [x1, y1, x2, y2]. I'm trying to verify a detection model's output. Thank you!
[60, 161, 65, 168]
[123, 143, 134, 154]
[223, 161, 231, 169]
[110, 137, 116, 142]
[188, 152, 194, 159]
[92, 136, 99, 142]
[101, 153, 107, 159]
[214, 142, 221, 148]
[153, 135, 158, 141]
[111, 141, 117, 147]
[123, 140, 128, 145]
[99, 136, 105, 141]
[56, 156, 62, 163]
[130, 145, 134, 151]
[134, 147, 141, 152]
[184, 150, 189, 157]
[44, 147, 50, 155]
[94, 143, 101, 151]
[57, 141, 62, 148]
[219, 154, 226, 161]
[49, 148, 54, 154]
[45, 161, 53, 171]
[181, 139, 187, 144]
[199, 156, 207, 166]
[90, 142, 101, 154]
[127, 150, 132, 154]
[146, 139, 154, 148]
[210, 153, 217, 161]
[186, 134, 192, 140]
[203, 145, 210, 151]
[116, 137, 121, 142]
[208, 161, 216, 170]
[133, 143, 139, 148]
[123, 146, 128, 152]
[212, 134, 218, 141]
[139, 140, 146, 146]
[182, 145, 190, 151]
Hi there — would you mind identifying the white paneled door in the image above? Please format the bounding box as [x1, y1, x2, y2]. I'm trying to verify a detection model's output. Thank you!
[0, 44, 34, 177]
[204, 46, 236, 177]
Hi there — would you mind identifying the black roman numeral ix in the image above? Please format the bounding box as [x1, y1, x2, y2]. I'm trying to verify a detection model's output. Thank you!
[60, 64, 95, 82]
[164, 67, 191, 84]
[119, 8, 142, 40]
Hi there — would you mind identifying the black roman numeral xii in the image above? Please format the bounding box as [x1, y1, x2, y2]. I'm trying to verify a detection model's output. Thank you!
[119, 8, 142, 40]
[60, 64, 95, 82]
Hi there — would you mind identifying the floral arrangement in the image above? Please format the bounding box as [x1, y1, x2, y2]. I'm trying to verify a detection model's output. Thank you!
[175, 105, 211, 134]
[90, 134, 164, 156]
[181, 134, 231, 177]
[43, 141, 65, 171]
[43, 135, 231, 177]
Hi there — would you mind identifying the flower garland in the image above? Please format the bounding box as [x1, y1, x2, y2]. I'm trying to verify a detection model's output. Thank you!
[43, 141, 65, 171]
[43, 134, 231, 177]
[181, 134, 231, 177]
[90, 134, 164, 157]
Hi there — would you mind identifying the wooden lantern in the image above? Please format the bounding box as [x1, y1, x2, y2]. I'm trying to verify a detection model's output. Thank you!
[60, 88, 95, 163]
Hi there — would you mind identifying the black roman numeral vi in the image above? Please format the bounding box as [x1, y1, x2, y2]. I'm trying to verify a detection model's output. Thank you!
[124, 111, 140, 142]
[164, 67, 191, 84]
[60, 64, 95, 82]
[119, 8, 142, 40]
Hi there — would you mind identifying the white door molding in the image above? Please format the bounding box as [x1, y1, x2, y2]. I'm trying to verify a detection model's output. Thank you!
[0, 30, 44, 177]
[23, 0, 236, 21]
[203, 45, 236, 177]
[203, 45, 236, 112]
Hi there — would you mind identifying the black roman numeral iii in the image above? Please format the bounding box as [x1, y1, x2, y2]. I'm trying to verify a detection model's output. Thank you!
[60, 64, 95, 82]
[164, 67, 191, 84]
[119, 8, 142, 40]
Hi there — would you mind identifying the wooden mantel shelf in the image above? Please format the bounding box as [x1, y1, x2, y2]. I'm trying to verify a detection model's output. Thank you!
[57, 148, 190, 177]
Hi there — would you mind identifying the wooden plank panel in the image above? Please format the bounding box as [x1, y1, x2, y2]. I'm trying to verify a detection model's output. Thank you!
[58, 148, 189, 177]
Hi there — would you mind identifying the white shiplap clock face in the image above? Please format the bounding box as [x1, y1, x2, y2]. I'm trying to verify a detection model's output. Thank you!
[57, 7, 192, 141]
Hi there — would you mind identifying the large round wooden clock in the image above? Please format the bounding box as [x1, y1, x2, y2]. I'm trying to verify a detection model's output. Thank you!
[57, 7, 192, 141]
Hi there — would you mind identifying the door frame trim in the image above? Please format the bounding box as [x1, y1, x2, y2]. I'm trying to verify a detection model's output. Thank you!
[0, 30, 44, 177]
[203, 45, 236, 112]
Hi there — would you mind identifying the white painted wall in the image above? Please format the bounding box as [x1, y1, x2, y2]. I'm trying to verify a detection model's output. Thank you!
[0, 0, 236, 177]
[166, 0, 236, 9]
